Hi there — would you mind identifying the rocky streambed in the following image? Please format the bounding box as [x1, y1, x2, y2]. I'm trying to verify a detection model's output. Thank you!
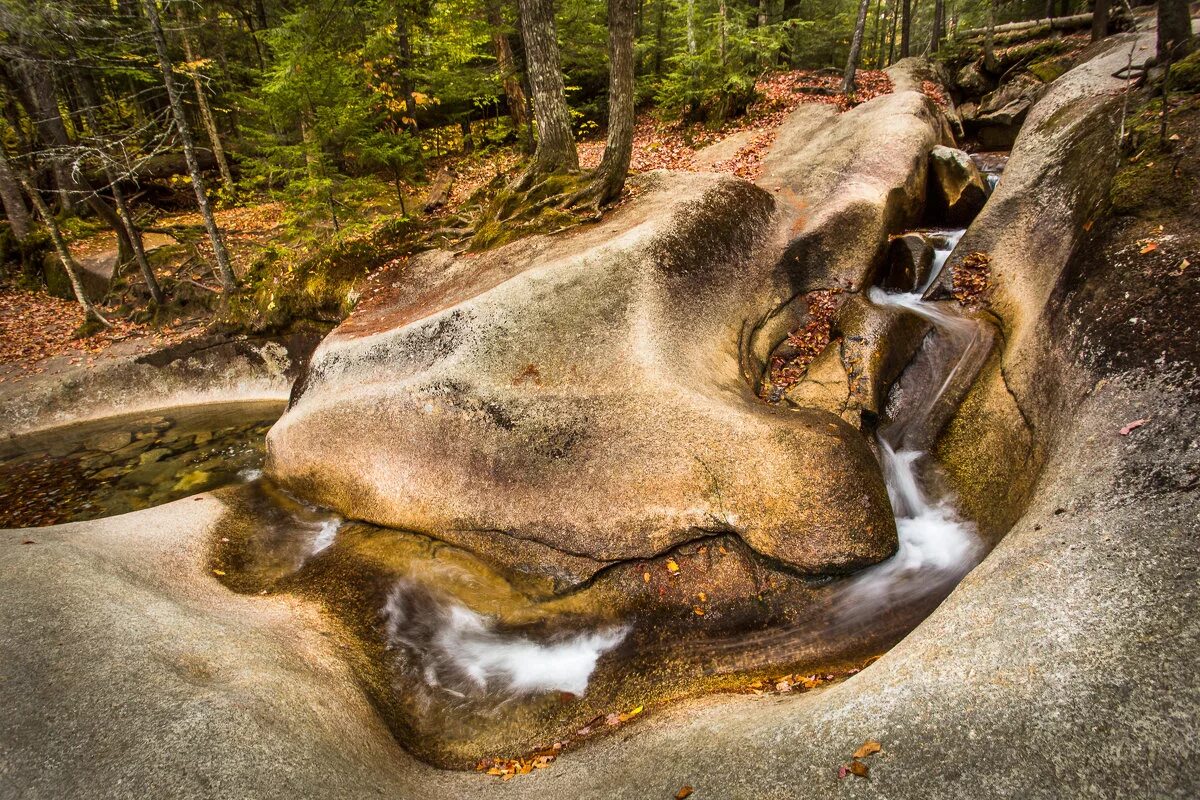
[0, 401, 280, 528]
[2, 23, 1196, 799]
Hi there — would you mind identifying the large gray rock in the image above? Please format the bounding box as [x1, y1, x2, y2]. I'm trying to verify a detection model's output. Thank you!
[268, 172, 896, 583]
[267, 85, 952, 586]
[2, 30, 1198, 798]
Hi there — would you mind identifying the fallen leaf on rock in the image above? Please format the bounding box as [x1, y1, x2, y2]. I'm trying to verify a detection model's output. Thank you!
[1119, 418, 1148, 435]
[675, 787, 694, 799]
[643, 571, 651, 583]
[618, 704, 644, 723]
[848, 760, 870, 778]
[21, 540, 35, 545]
[666, 558, 680, 574]
[1139, 242, 1158, 254]
[853, 740, 882, 759]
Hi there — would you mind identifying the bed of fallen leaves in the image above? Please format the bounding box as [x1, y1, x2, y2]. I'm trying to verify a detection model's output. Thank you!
[921, 79, 950, 110]
[952, 251, 991, 306]
[761, 288, 845, 399]
[0, 283, 195, 379]
[580, 68, 894, 182]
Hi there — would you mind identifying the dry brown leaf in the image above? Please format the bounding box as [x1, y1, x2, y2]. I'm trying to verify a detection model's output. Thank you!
[1119, 418, 1148, 435]
[675, 787, 694, 799]
[1140, 242, 1158, 254]
[848, 760, 870, 778]
[853, 740, 882, 759]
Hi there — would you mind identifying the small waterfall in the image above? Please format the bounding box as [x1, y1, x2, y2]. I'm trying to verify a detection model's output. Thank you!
[840, 282, 985, 610]
[923, 229, 966, 295]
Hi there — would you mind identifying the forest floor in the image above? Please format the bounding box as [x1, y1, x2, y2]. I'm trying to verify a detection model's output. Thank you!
[0, 67, 898, 383]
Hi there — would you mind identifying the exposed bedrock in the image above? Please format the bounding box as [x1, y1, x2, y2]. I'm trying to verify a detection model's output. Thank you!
[929, 29, 1158, 538]
[267, 82, 957, 587]
[268, 174, 897, 586]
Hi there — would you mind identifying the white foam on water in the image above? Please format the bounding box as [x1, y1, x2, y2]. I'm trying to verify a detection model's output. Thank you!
[382, 583, 628, 699]
[437, 605, 628, 696]
[309, 518, 341, 554]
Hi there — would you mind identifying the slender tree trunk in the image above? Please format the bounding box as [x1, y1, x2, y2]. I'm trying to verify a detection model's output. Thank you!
[176, 6, 235, 188]
[142, 0, 236, 291]
[718, 0, 729, 66]
[577, 0, 636, 206]
[900, 0, 911, 57]
[758, 0, 768, 27]
[929, 0, 945, 53]
[842, 0, 873, 93]
[20, 173, 107, 325]
[395, 3, 419, 127]
[73, 71, 165, 304]
[0, 144, 32, 242]
[887, 0, 900, 65]
[485, 0, 532, 150]
[1090, 0, 1109, 41]
[686, 0, 697, 60]
[516, 0, 579, 176]
[1157, 0, 1194, 63]
[868, 0, 884, 71]
[21, 62, 76, 213]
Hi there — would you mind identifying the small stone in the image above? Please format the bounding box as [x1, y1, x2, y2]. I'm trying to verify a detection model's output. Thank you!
[84, 430, 132, 453]
[139, 448, 172, 466]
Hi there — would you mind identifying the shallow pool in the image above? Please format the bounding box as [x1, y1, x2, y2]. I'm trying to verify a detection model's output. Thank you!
[0, 400, 283, 528]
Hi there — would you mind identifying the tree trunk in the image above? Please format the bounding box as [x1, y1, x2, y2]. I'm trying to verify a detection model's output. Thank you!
[20, 62, 77, 213]
[715, 0, 724, 66]
[886, 0, 899, 65]
[1090, 0, 1109, 41]
[516, 0, 579, 175]
[0, 144, 32, 242]
[485, 0, 532, 149]
[578, 0, 636, 206]
[73, 71, 166, 305]
[176, 6, 235, 188]
[395, 3, 419, 127]
[20, 174, 107, 325]
[842, 0, 873, 93]
[929, 0, 945, 53]
[142, 0, 237, 291]
[868, 0, 884, 70]
[900, 0, 911, 57]
[1157, 0, 1194, 63]
[758, 0, 768, 27]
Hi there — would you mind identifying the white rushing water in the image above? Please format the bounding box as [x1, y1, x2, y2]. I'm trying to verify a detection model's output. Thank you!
[383, 581, 628, 699]
[850, 263, 983, 604]
[923, 229, 966, 295]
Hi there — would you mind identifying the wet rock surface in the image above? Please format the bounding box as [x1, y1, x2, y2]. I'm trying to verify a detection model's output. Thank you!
[927, 145, 989, 225]
[3, 23, 1197, 798]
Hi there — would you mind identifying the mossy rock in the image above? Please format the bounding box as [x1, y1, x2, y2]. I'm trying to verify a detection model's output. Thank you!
[470, 205, 580, 252]
[220, 218, 415, 333]
[1172, 50, 1200, 93]
[1028, 55, 1072, 83]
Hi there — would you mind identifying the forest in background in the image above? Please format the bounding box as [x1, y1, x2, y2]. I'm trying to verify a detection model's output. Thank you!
[0, 0, 1188, 342]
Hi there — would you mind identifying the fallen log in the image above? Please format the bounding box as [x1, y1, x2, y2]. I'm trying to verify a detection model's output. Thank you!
[956, 12, 1092, 39]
